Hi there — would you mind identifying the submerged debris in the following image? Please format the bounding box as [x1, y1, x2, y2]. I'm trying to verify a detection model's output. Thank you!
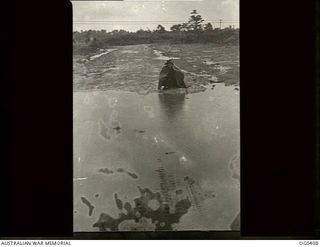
[98, 119, 111, 140]
[93, 186, 191, 231]
[116, 168, 125, 173]
[114, 193, 123, 210]
[113, 126, 121, 135]
[134, 129, 146, 134]
[184, 176, 207, 214]
[98, 168, 114, 174]
[126, 171, 139, 179]
[115, 168, 139, 179]
[81, 197, 95, 216]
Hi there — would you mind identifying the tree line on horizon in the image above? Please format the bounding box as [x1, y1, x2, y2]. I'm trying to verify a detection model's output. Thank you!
[73, 10, 239, 55]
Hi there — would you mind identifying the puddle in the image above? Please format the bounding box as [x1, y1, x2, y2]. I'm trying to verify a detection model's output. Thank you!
[153, 49, 180, 61]
[89, 49, 118, 61]
[202, 59, 232, 75]
[120, 50, 140, 54]
[73, 177, 88, 182]
[74, 84, 240, 231]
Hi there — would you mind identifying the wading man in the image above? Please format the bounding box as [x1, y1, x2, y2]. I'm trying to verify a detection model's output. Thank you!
[158, 59, 187, 90]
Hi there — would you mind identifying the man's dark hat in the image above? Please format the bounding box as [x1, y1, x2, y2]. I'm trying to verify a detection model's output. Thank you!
[165, 59, 174, 65]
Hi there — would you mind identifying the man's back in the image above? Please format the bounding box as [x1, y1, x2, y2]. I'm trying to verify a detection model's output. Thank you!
[158, 62, 186, 90]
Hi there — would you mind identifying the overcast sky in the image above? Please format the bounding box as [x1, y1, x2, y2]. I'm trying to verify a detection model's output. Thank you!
[72, 0, 239, 32]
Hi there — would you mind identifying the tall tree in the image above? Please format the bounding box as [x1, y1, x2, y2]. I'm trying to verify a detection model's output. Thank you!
[187, 10, 204, 31]
[181, 23, 190, 32]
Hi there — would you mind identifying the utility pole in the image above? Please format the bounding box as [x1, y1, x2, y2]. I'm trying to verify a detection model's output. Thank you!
[219, 19, 222, 29]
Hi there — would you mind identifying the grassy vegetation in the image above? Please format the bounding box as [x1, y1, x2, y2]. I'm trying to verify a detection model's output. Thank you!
[73, 28, 239, 56]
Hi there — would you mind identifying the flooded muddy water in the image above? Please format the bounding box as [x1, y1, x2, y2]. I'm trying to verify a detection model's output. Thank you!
[74, 83, 240, 231]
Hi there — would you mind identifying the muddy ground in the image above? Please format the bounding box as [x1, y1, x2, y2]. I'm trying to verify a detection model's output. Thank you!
[73, 43, 239, 94]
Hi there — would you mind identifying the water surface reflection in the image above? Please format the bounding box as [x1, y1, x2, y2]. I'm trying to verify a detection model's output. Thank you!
[158, 92, 186, 121]
[74, 85, 240, 231]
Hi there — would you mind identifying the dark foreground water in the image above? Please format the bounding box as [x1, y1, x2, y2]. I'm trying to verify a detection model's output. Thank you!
[73, 84, 240, 231]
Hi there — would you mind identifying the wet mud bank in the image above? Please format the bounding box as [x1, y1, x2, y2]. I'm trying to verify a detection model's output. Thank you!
[73, 43, 239, 94]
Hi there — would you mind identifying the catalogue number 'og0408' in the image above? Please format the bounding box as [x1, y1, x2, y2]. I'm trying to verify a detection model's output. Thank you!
[299, 241, 319, 245]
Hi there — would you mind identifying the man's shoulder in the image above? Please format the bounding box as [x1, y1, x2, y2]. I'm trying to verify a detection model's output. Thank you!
[172, 65, 182, 71]
[160, 65, 172, 72]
